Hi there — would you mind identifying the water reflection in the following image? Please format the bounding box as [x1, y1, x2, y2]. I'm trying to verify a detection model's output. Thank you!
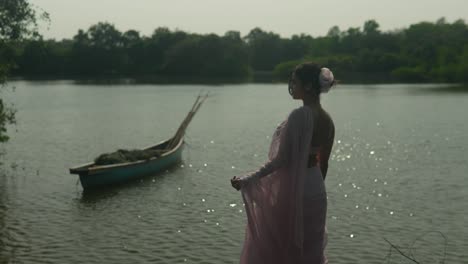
[0, 167, 19, 263]
[80, 188, 120, 204]
[409, 84, 468, 94]
[79, 164, 182, 203]
[2, 82, 467, 263]
[0, 170, 8, 262]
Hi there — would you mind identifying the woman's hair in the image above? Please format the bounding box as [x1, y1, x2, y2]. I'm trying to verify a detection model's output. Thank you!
[292, 62, 335, 95]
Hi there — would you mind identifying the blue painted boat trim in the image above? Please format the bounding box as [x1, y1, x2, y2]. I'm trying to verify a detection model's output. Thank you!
[70, 138, 184, 189]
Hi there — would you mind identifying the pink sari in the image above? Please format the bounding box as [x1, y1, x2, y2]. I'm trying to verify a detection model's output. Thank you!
[240, 106, 328, 263]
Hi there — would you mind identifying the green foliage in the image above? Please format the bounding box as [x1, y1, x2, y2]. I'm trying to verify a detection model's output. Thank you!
[1, 0, 48, 143]
[244, 28, 284, 71]
[162, 34, 249, 78]
[456, 45, 468, 82]
[0, 96, 16, 142]
[0, 0, 48, 40]
[94, 149, 162, 165]
[2, 17, 468, 85]
[392, 66, 429, 82]
[273, 60, 304, 81]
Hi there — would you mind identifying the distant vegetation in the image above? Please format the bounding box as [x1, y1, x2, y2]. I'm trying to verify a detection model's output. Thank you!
[1, 18, 468, 84]
[1, 0, 49, 143]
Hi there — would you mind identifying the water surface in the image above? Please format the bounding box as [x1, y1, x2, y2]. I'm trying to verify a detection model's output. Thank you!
[1, 81, 467, 263]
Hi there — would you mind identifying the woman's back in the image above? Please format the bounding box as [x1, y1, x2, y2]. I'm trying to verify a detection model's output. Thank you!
[310, 107, 335, 178]
[311, 108, 334, 148]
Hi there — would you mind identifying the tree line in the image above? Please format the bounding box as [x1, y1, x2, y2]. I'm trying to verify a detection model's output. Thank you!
[1, 0, 50, 143]
[1, 18, 468, 83]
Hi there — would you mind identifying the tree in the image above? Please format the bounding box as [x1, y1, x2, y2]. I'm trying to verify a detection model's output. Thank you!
[69, 22, 126, 75]
[0, 0, 48, 40]
[327, 26, 341, 38]
[0, 0, 48, 142]
[162, 33, 249, 79]
[244, 27, 283, 71]
[363, 20, 380, 35]
[4, 17, 468, 84]
[144, 27, 189, 73]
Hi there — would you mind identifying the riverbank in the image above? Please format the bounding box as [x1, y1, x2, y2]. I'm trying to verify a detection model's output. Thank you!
[8, 71, 467, 85]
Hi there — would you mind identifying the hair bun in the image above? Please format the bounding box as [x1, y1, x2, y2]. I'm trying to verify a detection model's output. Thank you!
[319, 68, 334, 93]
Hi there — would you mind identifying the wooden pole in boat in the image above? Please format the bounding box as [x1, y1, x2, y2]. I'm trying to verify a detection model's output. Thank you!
[165, 93, 208, 151]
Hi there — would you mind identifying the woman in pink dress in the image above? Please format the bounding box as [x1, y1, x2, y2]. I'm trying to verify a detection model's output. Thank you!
[231, 62, 336, 264]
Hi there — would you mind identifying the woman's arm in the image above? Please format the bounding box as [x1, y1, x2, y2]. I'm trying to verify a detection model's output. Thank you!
[231, 154, 283, 190]
[241, 155, 284, 183]
[237, 107, 313, 186]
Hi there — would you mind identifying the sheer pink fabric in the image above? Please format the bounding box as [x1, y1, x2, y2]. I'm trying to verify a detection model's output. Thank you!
[240, 106, 327, 263]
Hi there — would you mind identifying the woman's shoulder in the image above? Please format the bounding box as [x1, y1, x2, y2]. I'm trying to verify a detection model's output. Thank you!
[286, 106, 314, 124]
[321, 108, 335, 126]
[289, 105, 312, 115]
[288, 106, 314, 118]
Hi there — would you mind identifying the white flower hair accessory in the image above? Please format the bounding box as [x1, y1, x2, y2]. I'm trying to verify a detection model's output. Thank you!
[319, 67, 334, 93]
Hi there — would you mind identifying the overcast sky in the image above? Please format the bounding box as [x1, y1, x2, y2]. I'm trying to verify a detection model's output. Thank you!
[31, 0, 468, 40]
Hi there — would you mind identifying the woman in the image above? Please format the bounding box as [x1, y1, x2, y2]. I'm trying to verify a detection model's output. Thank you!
[231, 62, 335, 264]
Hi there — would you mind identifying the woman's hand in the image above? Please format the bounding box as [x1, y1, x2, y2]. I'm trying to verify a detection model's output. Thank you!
[230, 176, 244, 191]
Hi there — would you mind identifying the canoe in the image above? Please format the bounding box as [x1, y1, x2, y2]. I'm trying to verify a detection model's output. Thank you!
[69, 137, 184, 189]
[70, 93, 207, 190]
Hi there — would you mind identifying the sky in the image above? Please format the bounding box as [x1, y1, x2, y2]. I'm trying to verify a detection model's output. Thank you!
[31, 0, 468, 40]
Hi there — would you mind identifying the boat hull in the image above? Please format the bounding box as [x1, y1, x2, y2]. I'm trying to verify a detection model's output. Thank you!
[70, 139, 183, 189]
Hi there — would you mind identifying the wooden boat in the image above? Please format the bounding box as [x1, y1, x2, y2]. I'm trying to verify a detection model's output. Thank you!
[69, 137, 184, 189]
[70, 94, 207, 189]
